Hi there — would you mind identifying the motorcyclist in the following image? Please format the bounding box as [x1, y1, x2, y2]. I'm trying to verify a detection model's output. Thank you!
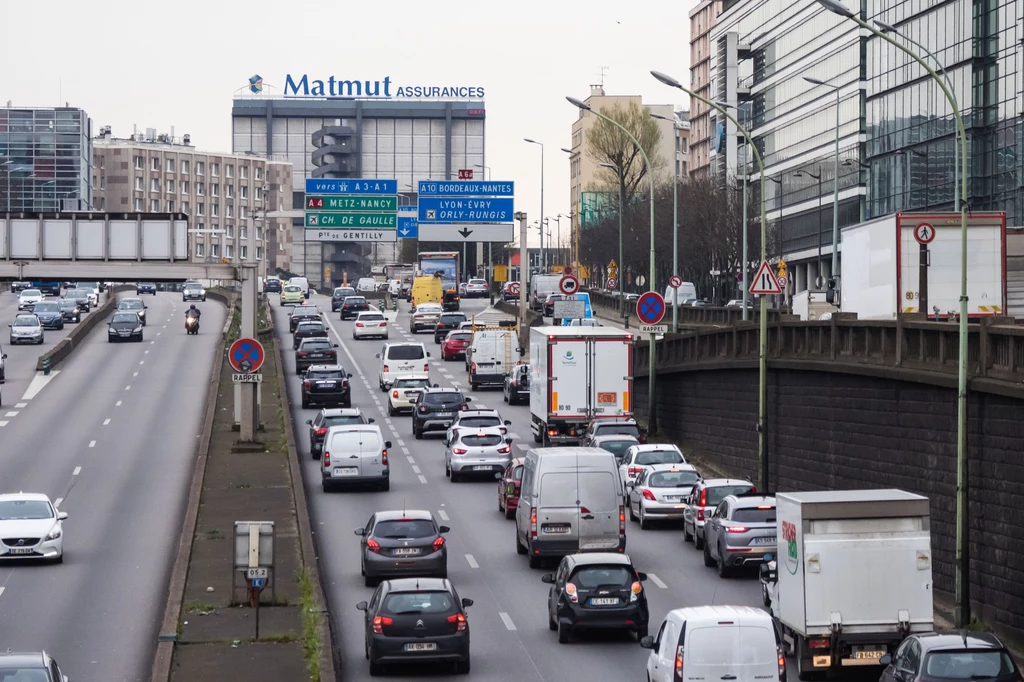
[186, 304, 201, 319]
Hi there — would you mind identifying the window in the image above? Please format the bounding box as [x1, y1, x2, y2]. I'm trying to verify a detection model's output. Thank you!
[225, 224, 234, 238]
[256, 246, 263, 260]
[732, 507, 776, 523]
[256, 226, 263, 240]
[211, 203, 219, 217]
[240, 245, 248, 260]
[166, 158, 175, 173]
[133, 156, 143, 170]
[240, 185, 249, 199]
[151, 178, 160, 193]
[255, 185, 263, 201]
[225, 245, 234, 258]
[196, 242, 205, 257]
[182, 201, 190, 214]
[167, 179, 175, 194]
[226, 204, 234, 218]
[181, 160, 190, 174]
[181, 180, 189, 194]
[226, 164, 234, 178]
[240, 226, 248, 240]
[196, 203, 204, 216]
[212, 183, 219, 197]
[255, 166, 263, 180]
[240, 206, 248, 219]
[210, 243, 219, 257]
[167, 200, 175, 212]
[197, 222, 204, 231]
[196, 161, 205, 176]
[149, 157, 158, 171]
[196, 181, 204, 196]
[133, 198, 143, 211]
[240, 166, 248, 180]
[134, 177, 143, 191]
[211, 162, 219, 176]
[226, 184, 234, 198]
[150, 199, 160, 211]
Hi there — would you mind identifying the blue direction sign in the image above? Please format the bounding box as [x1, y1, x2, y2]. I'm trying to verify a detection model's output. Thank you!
[635, 292, 666, 325]
[305, 178, 398, 195]
[418, 197, 514, 224]
[397, 206, 418, 239]
[417, 180, 514, 197]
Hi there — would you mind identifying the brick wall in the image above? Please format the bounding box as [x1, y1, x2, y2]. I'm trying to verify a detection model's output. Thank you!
[636, 368, 1024, 635]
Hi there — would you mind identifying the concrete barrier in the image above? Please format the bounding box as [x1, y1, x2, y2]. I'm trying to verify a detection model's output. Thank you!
[35, 284, 133, 371]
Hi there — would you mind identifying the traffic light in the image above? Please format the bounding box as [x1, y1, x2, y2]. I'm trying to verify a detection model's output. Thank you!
[826, 278, 837, 304]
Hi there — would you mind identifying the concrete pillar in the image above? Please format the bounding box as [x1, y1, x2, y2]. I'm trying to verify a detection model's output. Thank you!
[238, 264, 260, 442]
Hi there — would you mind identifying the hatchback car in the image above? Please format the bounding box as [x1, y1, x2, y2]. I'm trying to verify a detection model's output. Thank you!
[301, 365, 353, 408]
[136, 282, 157, 295]
[117, 297, 148, 326]
[57, 298, 81, 323]
[182, 282, 206, 302]
[17, 289, 43, 311]
[682, 478, 757, 549]
[497, 457, 526, 519]
[356, 510, 450, 586]
[30, 301, 64, 330]
[289, 305, 321, 332]
[64, 288, 92, 311]
[879, 632, 1022, 682]
[618, 445, 686, 494]
[411, 303, 443, 332]
[445, 427, 514, 481]
[386, 375, 431, 416]
[331, 286, 357, 311]
[353, 311, 388, 340]
[0, 493, 67, 563]
[590, 434, 640, 463]
[542, 553, 649, 643]
[263, 277, 283, 293]
[107, 311, 143, 342]
[412, 388, 471, 439]
[627, 464, 703, 529]
[305, 407, 373, 458]
[340, 295, 370, 320]
[293, 320, 328, 349]
[503, 363, 530, 405]
[440, 331, 471, 361]
[465, 279, 489, 298]
[581, 417, 646, 446]
[356, 577, 473, 676]
[295, 338, 339, 375]
[702, 494, 777, 577]
[445, 409, 512, 443]
[10, 314, 44, 345]
[280, 284, 305, 306]
[0, 651, 69, 682]
[433, 312, 468, 344]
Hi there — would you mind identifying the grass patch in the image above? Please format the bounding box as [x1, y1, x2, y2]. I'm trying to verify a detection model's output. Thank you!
[967, 617, 992, 632]
[184, 600, 216, 614]
[225, 306, 242, 344]
[298, 566, 322, 681]
[259, 632, 298, 644]
[236, 483, 251, 489]
[205, 528, 222, 539]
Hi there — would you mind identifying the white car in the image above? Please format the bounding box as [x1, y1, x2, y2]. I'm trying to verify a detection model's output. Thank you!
[352, 311, 389, 340]
[17, 289, 43, 311]
[618, 444, 687, 494]
[356, 277, 377, 293]
[0, 493, 67, 563]
[386, 375, 431, 416]
[9, 313, 44, 345]
[626, 463, 703, 529]
[465, 278, 489, 297]
[445, 409, 512, 445]
[410, 302, 443, 332]
[444, 426, 513, 482]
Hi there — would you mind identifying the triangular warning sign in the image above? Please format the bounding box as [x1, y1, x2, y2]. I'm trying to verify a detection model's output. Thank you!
[749, 260, 783, 295]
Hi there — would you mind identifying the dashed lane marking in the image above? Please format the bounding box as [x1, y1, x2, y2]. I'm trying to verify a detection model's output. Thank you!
[466, 554, 479, 569]
[401, 447, 410, 455]
[0, 422, 7, 427]
[54, 498, 63, 508]
[417, 474, 428, 485]
[125, 385, 131, 391]
[102, 419, 110, 426]
[139, 361, 144, 365]
[72, 466, 81, 476]
[116, 400, 122, 407]
[133, 372, 138, 377]
[0, 587, 5, 599]
[89, 441, 96, 448]
[499, 612, 517, 631]
[14, 403, 26, 409]
[411, 465, 421, 474]
[4, 412, 18, 417]
[397, 439, 406, 447]
[437, 509, 449, 521]
[648, 573, 668, 589]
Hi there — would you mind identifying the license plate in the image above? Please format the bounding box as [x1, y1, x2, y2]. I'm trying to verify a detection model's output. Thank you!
[589, 597, 620, 606]
[393, 548, 419, 556]
[473, 465, 492, 471]
[854, 651, 885, 660]
[436, 412, 453, 418]
[310, 353, 324, 358]
[317, 382, 334, 388]
[751, 537, 775, 545]
[404, 642, 437, 652]
[664, 495, 681, 501]
[543, 525, 570, 534]
[334, 467, 358, 476]
[8, 547, 34, 555]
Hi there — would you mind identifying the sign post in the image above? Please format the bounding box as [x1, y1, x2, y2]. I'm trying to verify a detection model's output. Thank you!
[234, 521, 275, 639]
[914, 222, 935, 315]
[234, 265, 262, 442]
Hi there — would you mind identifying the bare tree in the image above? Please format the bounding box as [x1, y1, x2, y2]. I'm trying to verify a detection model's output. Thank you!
[585, 101, 666, 203]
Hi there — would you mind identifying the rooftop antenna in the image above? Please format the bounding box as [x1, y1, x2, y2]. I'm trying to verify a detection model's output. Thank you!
[598, 66, 609, 88]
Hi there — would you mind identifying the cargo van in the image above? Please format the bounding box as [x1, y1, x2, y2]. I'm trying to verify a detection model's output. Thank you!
[642, 605, 784, 682]
[530, 274, 563, 312]
[515, 447, 626, 568]
[376, 342, 430, 390]
[320, 425, 392, 492]
[665, 281, 697, 308]
[289, 277, 310, 299]
[411, 276, 443, 308]
[467, 327, 516, 389]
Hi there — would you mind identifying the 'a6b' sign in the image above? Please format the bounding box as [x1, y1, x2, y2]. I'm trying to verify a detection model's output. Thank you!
[458, 169, 474, 180]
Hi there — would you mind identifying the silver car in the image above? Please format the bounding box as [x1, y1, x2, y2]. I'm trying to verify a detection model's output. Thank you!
[626, 464, 702, 529]
[411, 302, 443, 332]
[9, 314, 44, 345]
[355, 509, 449, 586]
[444, 426, 514, 482]
[17, 289, 43, 311]
[702, 494, 777, 577]
[682, 478, 757, 549]
[590, 435, 640, 464]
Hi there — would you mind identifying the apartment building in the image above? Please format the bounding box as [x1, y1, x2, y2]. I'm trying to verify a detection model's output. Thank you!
[688, 0, 723, 179]
[92, 128, 293, 274]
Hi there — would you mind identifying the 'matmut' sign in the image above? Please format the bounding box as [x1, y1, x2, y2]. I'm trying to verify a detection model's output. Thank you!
[283, 74, 484, 99]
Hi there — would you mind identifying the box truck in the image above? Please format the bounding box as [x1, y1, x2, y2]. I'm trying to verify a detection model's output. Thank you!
[529, 327, 634, 445]
[761, 489, 933, 680]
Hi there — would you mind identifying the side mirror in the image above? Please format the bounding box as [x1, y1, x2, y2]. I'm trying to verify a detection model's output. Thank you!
[625, 480, 635, 489]
[1, 354, 6, 360]
[504, 420, 512, 426]
[367, 418, 376, 423]
[385, 441, 392, 449]
[426, 351, 431, 357]
[333, 343, 339, 348]
[57, 512, 68, 521]
[518, 347, 526, 356]
[637, 572, 648, 581]
[880, 655, 892, 666]
[375, 353, 381, 358]
[304, 419, 312, 426]
[6, 325, 10, 328]
[438, 525, 450, 534]
[494, 472, 503, 480]
[348, 373, 353, 378]
[354, 528, 365, 536]
[640, 635, 656, 649]
[464, 397, 472, 402]
[356, 601, 368, 611]
[505, 438, 513, 445]
[540, 574, 555, 584]
[461, 598, 473, 608]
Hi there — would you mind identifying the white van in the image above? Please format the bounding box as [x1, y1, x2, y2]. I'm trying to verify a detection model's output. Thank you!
[466, 328, 515, 389]
[643, 605, 784, 682]
[376, 342, 430, 391]
[289, 277, 310, 299]
[320, 425, 392, 492]
[665, 282, 697, 308]
[357, 277, 377, 293]
[515, 447, 626, 568]
[530, 274, 563, 311]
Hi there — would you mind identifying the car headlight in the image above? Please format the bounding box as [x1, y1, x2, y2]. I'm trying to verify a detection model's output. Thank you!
[108, 328, 116, 334]
[134, 326, 143, 333]
[46, 525, 62, 541]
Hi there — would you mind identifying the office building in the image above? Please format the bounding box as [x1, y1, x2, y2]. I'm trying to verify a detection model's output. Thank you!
[92, 128, 293, 274]
[231, 95, 487, 285]
[689, 0, 723, 179]
[0, 106, 93, 212]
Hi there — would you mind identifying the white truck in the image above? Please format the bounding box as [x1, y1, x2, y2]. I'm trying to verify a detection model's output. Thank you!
[761, 489, 933, 680]
[792, 290, 838, 321]
[529, 327, 634, 446]
[840, 211, 1006, 320]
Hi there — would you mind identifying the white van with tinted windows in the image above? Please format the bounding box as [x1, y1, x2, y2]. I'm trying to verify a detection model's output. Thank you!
[642, 605, 784, 682]
[376, 342, 430, 390]
[320, 425, 392, 492]
[466, 328, 515, 389]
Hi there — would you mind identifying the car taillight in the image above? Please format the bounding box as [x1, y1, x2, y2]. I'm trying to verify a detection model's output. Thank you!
[699, 489, 707, 507]
[778, 646, 786, 679]
[697, 508, 705, 521]
[372, 615, 392, 634]
[356, 322, 364, 327]
[367, 539, 381, 553]
[642, 489, 657, 501]
[447, 613, 468, 631]
[619, 506, 626, 535]
[323, 452, 331, 467]
[498, 445, 510, 454]
[392, 390, 399, 398]
[750, 486, 757, 493]
[530, 507, 537, 538]
[726, 526, 748, 533]
[433, 537, 445, 551]
[424, 363, 429, 371]
[471, 362, 477, 372]
[297, 351, 308, 357]
[675, 645, 684, 680]
[381, 321, 387, 326]
[561, 582, 578, 603]
[547, 428, 557, 437]
[315, 427, 327, 436]
[381, 450, 388, 465]
[303, 381, 311, 389]
[452, 447, 468, 455]
[630, 580, 642, 602]
[628, 467, 642, 477]
[383, 365, 389, 373]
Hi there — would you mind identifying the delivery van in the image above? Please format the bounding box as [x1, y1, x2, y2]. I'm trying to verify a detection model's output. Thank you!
[411, 276, 443, 308]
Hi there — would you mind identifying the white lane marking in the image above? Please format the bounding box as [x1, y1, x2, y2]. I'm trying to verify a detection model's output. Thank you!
[116, 400, 122, 407]
[406, 456, 415, 464]
[144, 350, 149, 354]
[54, 498, 63, 508]
[133, 372, 139, 377]
[139, 361, 144, 365]
[125, 385, 131, 391]
[21, 371, 58, 400]
[417, 474, 428, 485]
[515, 443, 530, 451]
[648, 573, 668, 589]
[499, 612, 517, 631]
[14, 403, 27, 409]
[89, 440, 96, 448]
[4, 412, 17, 417]
[72, 466, 81, 476]
[0, 421, 7, 427]
[150, 341, 155, 345]
[411, 465, 421, 474]
[401, 447, 410, 455]
[451, 380, 462, 386]
[437, 509, 449, 521]
[466, 554, 479, 569]
[162, 325, 167, 329]
[102, 418, 111, 426]
[0, 587, 5, 599]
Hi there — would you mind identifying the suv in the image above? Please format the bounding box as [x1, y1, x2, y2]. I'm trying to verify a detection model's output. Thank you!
[702, 493, 777, 577]
[879, 632, 1021, 682]
[289, 305, 321, 332]
[581, 418, 646, 446]
[301, 365, 353, 408]
[0, 651, 68, 682]
[339, 295, 370, 320]
[305, 407, 372, 458]
[465, 278, 489, 297]
[682, 478, 756, 549]
[412, 388, 471, 439]
[331, 286, 356, 311]
[433, 312, 468, 344]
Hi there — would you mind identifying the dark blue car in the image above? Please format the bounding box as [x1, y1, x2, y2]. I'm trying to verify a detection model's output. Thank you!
[136, 282, 157, 295]
[30, 301, 65, 330]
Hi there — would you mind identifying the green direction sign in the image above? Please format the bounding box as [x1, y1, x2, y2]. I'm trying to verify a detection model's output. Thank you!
[305, 195, 397, 211]
[305, 212, 397, 228]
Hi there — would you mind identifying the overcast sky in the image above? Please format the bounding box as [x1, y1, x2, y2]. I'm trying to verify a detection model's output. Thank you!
[1, 0, 691, 248]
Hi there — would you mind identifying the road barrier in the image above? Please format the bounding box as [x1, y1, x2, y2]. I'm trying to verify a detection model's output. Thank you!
[35, 285, 133, 371]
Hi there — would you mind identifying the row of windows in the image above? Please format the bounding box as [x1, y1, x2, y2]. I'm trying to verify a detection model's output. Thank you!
[194, 242, 262, 260]
[126, 177, 261, 201]
[128, 156, 261, 180]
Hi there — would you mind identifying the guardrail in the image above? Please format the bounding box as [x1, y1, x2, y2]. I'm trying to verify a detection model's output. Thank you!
[35, 285, 133, 370]
[584, 288, 793, 327]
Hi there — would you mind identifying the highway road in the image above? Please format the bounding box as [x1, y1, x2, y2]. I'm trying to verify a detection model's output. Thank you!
[272, 293, 774, 681]
[0, 291, 225, 682]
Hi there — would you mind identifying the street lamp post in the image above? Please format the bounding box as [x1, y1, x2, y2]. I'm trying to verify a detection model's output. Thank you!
[569, 95, 659, 432]
[524, 139, 545, 273]
[652, 69, 771, 492]
[817, 0, 971, 627]
[714, 102, 750, 320]
[802, 77, 841, 294]
[651, 112, 681, 332]
[600, 161, 626, 321]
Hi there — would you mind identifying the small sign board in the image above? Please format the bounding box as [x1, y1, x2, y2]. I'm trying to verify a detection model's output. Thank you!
[246, 568, 269, 579]
[507, 281, 520, 296]
[639, 324, 667, 334]
[914, 222, 936, 244]
[552, 299, 586, 319]
[669, 275, 683, 288]
[233, 373, 264, 383]
[229, 338, 265, 373]
[607, 277, 618, 290]
[251, 577, 266, 588]
[559, 275, 581, 295]
[749, 260, 783, 295]
[636, 291, 666, 325]
[458, 169, 474, 180]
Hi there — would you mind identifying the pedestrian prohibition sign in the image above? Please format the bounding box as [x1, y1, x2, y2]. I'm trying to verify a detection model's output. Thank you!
[914, 222, 936, 245]
[229, 338, 265, 373]
[636, 291, 666, 325]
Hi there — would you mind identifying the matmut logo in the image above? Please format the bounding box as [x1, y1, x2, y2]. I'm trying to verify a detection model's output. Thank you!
[781, 520, 798, 574]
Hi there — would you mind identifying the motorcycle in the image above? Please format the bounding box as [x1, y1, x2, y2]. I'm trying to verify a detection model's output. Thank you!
[185, 315, 200, 335]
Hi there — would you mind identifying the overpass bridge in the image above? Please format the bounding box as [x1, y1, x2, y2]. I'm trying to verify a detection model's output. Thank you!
[0, 212, 238, 281]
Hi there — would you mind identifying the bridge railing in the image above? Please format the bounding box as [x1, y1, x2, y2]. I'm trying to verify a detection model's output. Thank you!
[584, 289, 790, 326]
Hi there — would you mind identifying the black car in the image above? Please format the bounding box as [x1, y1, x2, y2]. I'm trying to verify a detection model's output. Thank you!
[289, 305, 321, 333]
[331, 286, 356, 311]
[295, 338, 339, 375]
[10, 282, 31, 293]
[503, 363, 530, 405]
[442, 290, 461, 312]
[293, 320, 328, 349]
[264, 278, 283, 293]
[136, 282, 157, 295]
[356, 510, 450, 586]
[356, 577, 472, 676]
[305, 407, 373, 458]
[0, 651, 68, 682]
[433, 312, 468, 344]
[301, 365, 353, 408]
[340, 295, 370, 320]
[543, 293, 567, 317]
[542, 553, 650, 643]
[412, 388, 471, 439]
[117, 297, 148, 326]
[30, 301, 64, 330]
[879, 632, 1021, 682]
[64, 289, 91, 312]
[57, 298, 81, 323]
[107, 311, 144, 342]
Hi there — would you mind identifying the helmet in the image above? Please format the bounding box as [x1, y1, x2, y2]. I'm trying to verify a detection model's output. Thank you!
[189, 304, 197, 310]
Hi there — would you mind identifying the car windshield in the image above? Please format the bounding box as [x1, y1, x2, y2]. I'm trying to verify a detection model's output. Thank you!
[394, 378, 430, 389]
[732, 507, 776, 523]
[33, 302, 58, 312]
[635, 450, 684, 465]
[424, 392, 463, 406]
[570, 565, 635, 588]
[13, 317, 37, 327]
[648, 470, 701, 488]
[70, 289, 89, 298]
[359, 314, 385, 322]
[440, 315, 465, 324]
[184, 284, 202, 290]
[333, 288, 354, 297]
[58, 300, 76, 309]
[374, 519, 436, 539]
[449, 333, 471, 342]
[308, 370, 343, 379]
[705, 484, 755, 506]
[79, 282, 99, 289]
[0, 499, 53, 520]
[323, 414, 364, 426]
[924, 651, 1019, 679]
[460, 434, 503, 447]
[418, 304, 442, 312]
[297, 323, 324, 332]
[458, 416, 500, 428]
[120, 300, 143, 309]
[302, 340, 332, 350]
[284, 286, 301, 293]
[21, 290, 41, 297]
[344, 297, 366, 304]
[469, 279, 486, 285]
[382, 591, 455, 615]
[598, 440, 637, 460]
[387, 346, 424, 360]
[112, 313, 138, 323]
[597, 424, 640, 437]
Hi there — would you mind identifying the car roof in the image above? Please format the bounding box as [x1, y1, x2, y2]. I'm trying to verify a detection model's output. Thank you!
[297, 319, 324, 325]
[916, 631, 1007, 652]
[374, 509, 433, 522]
[423, 387, 463, 394]
[307, 365, 344, 372]
[356, 310, 384, 315]
[298, 338, 331, 346]
[456, 409, 500, 418]
[385, 342, 424, 348]
[393, 374, 429, 381]
[456, 426, 506, 438]
[593, 434, 639, 443]
[644, 463, 699, 474]
[700, 478, 755, 488]
[0, 652, 48, 669]
[343, 295, 365, 299]
[565, 552, 634, 568]
[384, 577, 450, 592]
[725, 494, 776, 509]
[630, 444, 682, 453]
[319, 407, 362, 417]
[666, 605, 772, 625]
[0, 492, 52, 503]
[594, 418, 638, 426]
[510, 457, 526, 466]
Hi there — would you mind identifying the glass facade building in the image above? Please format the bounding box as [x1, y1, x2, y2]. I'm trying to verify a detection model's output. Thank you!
[0, 107, 93, 212]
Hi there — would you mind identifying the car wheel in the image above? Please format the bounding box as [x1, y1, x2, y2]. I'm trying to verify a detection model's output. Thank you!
[301, 397, 308, 409]
[414, 426, 422, 439]
[379, 479, 390, 492]
[557, 620, 572, 644]
[53, 552, 64, 565]
[450, 468, 460, 483]
[504, 505, 515, 520]
[311, 445, 320, 460]
[528, 554, 542, 569]
[516, 531, 527, 555]
[321, 479, 332, 493]
[717, 543, 731, 578]
[629, 501, 638, 522]
[703, 539, 716, 568]
[683, 522, 694, 543]
[633, 625, 648, 641]
[762, 581, 772, 607]
[694, 529, 705, 550]
[368, 659, 384, 676]
[455, 658, 470, 675]
[639, 505, 651, 530]
[471, 382, 479, 391]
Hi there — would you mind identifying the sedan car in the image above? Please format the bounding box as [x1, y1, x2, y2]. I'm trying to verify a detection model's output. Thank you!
[411, 303, 443, 333]
[331, 286, 356, 311]
[445, 427, 514, 481]
[64, 288, 92, 312]
[503, 363, 530, 405]
[182, 282, 206, 302]
[293, 320, 328, 349]
[433, 312, 468, 344]
[17, 289, 43, 311]
[117, 297, 148, 326]
[0, 651, 69, 681]
[386, 375, 431, 416]
[618, 445, 686, 493]
[295, 338, 339, 375]
[0, 493, 67, 563]
[305, 407, 373, 458]
[353, 311, 389, 340]
[280, 284, 305, 306]
[289, 305, 321, 333]
[441, 331, 471, 361]
[682, 478, 757, 549]
[301, 365, 353, 409]
[57, 298, 81, 323]
[582, 417, 646, 446]
[542, 553, 649, 643]
[590, 434, 640, 464]
[878, 632, 1022, 682]
[340, 295, 370, 320]
[9, 314, 44, 345]
[107, 311, 144, 342]
[497, 457, 525, 519]
[356, 577, 472, 676]
[10, 281, 31, 293]
[356, 510, 450, 586]
[413, 388, 471, 439]
[136, 282, 157, 295]
[30, 301, 64, 330]
[703, 494, 777, 577]
[627, 464, 703, 529]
